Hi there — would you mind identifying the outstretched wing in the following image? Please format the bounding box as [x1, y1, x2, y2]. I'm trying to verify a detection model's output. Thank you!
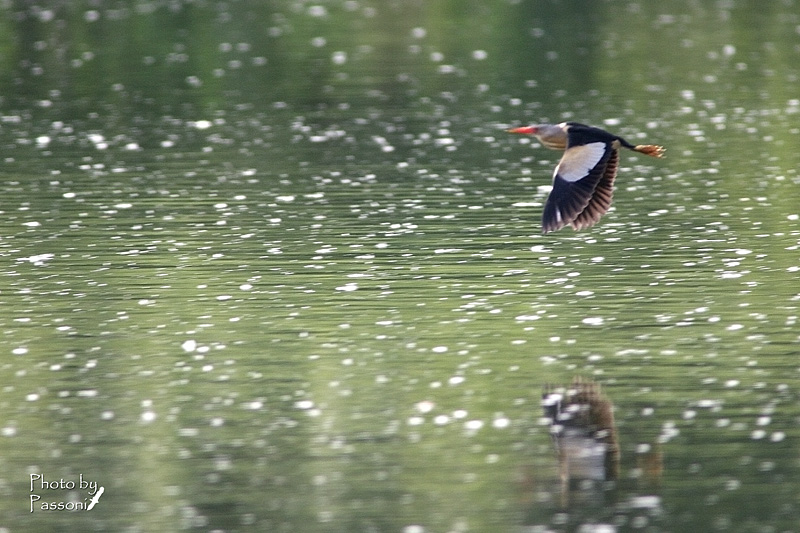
[570, 148, 619, 230]
[542, 141, 616, 234]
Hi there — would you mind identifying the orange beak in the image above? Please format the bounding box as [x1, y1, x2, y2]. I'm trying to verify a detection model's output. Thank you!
[507, 126, 537, 135]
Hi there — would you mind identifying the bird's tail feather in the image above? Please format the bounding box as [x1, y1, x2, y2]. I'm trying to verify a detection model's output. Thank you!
[633, 144, 665, 158]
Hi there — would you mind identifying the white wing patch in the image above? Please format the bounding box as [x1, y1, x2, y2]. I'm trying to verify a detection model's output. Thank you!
[554, 142, 607, 183]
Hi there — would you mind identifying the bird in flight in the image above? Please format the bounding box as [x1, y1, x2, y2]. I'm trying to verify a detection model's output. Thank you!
[508, 122, 664, 233]
[87, 486, 105, 510]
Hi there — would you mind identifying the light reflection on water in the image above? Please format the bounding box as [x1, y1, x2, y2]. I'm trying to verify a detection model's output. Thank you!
[3, 140, 799, 530]
[2, 1, 800, 532]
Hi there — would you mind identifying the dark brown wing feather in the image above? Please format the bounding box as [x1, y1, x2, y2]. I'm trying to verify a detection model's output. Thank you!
[542, 145, 615, 234]
[570, 148, 619, 230]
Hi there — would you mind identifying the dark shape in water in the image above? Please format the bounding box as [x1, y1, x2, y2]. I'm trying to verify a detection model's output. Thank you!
[542, 377, 620, 495]
[508, 122, 665, 233]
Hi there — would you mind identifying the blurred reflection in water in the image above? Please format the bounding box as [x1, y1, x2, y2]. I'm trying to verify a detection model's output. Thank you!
[543, 378, 620, 508]
[519, 379, 667, 529]
[535, 378, 664, 519]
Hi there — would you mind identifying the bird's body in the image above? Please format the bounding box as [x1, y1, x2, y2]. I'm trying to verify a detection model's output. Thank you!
[508, 122, 664, 233]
